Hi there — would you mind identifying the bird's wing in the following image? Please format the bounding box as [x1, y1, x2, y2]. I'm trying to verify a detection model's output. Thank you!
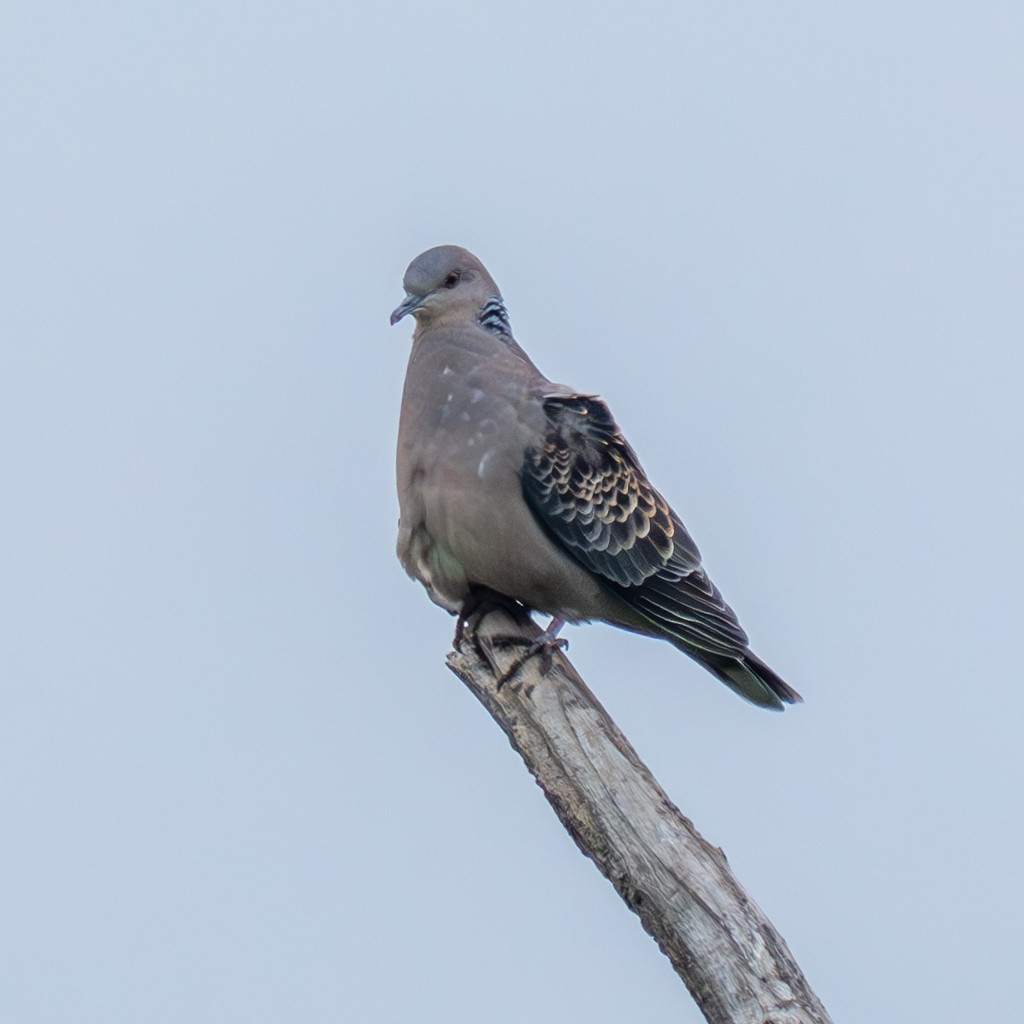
[521, 392, 749, 657]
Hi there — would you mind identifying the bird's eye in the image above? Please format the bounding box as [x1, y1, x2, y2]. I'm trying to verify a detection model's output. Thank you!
[444, 271, 461, 289]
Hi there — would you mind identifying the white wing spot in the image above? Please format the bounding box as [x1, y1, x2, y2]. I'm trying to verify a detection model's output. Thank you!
[477, 449, 495, 478]
[469, 388, 485, 403]
[442, 366, 453, 376]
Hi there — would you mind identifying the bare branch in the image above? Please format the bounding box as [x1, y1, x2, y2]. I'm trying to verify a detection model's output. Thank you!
[447, 609, 832, 1024]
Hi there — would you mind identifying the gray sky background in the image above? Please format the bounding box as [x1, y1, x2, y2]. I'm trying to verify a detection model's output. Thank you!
[3, 3, 1022, 1021]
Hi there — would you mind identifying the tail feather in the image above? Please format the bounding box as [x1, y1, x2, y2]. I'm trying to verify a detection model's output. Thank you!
[707, 649, 802, 710]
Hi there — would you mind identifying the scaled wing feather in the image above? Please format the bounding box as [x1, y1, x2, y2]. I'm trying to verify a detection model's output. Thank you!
[521, 393, 749, 657]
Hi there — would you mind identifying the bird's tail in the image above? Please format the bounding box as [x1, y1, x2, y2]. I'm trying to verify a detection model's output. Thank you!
[700, 649, 803, 711]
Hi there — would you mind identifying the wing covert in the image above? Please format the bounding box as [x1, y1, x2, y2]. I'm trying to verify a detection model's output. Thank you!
[521, 392, 749, 657]
[521, 393, 684, 586]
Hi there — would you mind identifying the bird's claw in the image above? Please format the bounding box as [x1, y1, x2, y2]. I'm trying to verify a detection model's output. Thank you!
[493, 633, 570, 689]
[454, 593, 567, 689]
[454, 587, 531, 662]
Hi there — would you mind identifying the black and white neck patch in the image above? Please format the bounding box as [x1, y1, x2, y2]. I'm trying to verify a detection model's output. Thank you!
[478, 296, 512, 339]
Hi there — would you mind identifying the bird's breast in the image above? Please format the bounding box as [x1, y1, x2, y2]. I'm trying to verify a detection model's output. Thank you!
[396, 340, 621, 622]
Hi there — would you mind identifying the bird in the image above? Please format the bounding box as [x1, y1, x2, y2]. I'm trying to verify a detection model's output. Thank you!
[391, 245, 801, 710]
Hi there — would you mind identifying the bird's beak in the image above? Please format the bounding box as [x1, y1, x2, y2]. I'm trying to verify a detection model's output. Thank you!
[390, 292, 423, 326]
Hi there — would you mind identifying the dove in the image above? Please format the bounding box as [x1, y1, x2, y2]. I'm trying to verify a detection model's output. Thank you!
[391, 245, 800, 709]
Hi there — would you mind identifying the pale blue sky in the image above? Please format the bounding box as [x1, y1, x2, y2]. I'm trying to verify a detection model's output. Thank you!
[3, 3, 1022, 1021]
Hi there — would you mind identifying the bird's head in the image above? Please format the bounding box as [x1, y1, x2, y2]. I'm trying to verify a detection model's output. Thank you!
[390, 245, 502, 328]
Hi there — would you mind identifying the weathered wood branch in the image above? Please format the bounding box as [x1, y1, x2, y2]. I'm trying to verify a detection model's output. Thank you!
[447, 609, 832, 1024]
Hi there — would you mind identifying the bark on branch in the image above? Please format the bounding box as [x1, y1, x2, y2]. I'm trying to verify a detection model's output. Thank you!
[447, 609, 832, 1024]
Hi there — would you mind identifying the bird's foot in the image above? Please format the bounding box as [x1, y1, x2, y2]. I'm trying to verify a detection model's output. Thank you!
[493, 617, 568, 689]
[454, 587, 531, 658]
[454, 594, 567, 688]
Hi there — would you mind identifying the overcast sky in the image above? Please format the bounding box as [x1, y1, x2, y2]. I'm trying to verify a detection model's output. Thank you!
[3, 3, 1023, 1022]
